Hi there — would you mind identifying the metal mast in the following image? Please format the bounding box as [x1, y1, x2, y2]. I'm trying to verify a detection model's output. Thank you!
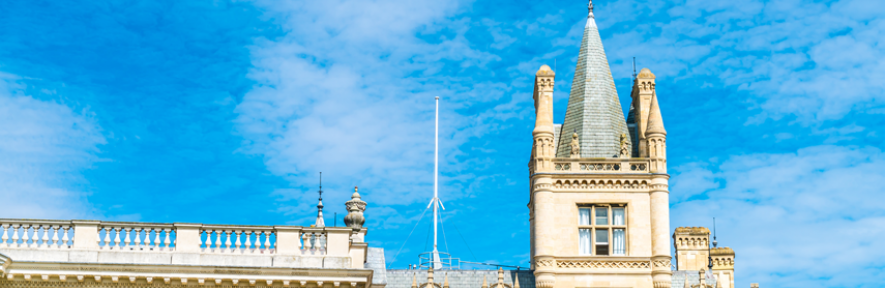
[432, 96, 441, 269]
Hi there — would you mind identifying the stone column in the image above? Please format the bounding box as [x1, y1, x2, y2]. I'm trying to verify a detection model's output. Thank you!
[650, 176, 672, 288]
[532, 177, 556, 288]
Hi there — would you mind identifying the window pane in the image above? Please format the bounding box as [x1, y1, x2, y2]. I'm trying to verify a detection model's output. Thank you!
[579, 229, 592, 255]
[613, 207, 625, 225]
[595, 229, 608, 243]
[595, 207, 608, 225]
[596, 244, 609, 256]
[579, 208, 591, 225]
[613, 229, 626, 256]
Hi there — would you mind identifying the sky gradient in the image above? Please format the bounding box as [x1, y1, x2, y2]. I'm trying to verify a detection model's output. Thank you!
[1, 0, 883, 287]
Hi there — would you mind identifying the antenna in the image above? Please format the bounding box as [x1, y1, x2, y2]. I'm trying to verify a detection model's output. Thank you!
[707, 217, 716, 271]
[416, 97, 456, 270]
[432, 96, 440, 269]
[315, 172, 325, 227]
[632, 57, 637, 78]
[712, 217, 718, 247]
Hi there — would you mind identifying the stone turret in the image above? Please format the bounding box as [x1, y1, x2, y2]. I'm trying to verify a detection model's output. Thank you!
[673, 227, 711, 271]
[711, 247, 735, 288]
[531, 64, 556, 174]
[646, 90, 667, 173]
[629, 68, 657, 156]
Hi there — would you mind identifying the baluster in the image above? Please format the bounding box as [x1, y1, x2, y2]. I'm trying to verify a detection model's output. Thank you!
[245, 231, 253, 251]
[263, 231, 270, 250]
[51, 225, 59, 247]
[148, 228, 156, 249]
[123, 227, 132, 249]
[12, 224, 21, 247]
[309, 233, 316, 250]
[23, 224, 32, 247]
[113, 227, 122, 249]
[1, 224, 7, 247]
[209, 230, 217, 250]
[135, 227, 144, 249]
[301, 233, 308, 250]
[101, 227, 110, 248]
[234, 230, 242, 251]
[163, 228, 171, 248]
[224, 230, 232, 250]
[61, 226, 70, 248]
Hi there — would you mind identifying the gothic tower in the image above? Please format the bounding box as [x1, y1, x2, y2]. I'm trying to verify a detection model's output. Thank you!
[528, 1, 672, 287]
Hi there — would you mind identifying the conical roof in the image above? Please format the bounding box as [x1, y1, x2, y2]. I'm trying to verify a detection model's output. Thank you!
[556, 3, 631, 158]
[646, 93, 666, 136]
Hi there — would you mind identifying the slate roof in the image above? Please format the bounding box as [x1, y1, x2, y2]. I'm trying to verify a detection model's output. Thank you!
[366, 248, 388, 286]
[555, 10, 631, 158]
[672, 270, 719, 288]
[385, 270, 535, 288]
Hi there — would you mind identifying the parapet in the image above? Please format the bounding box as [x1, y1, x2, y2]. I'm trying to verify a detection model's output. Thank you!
[711, 247, 735, 256]
[674, 227, 710, 235]
[0, 218, 367, 269]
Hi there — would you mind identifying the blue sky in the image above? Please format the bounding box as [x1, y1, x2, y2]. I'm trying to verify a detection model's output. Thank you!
[0, 0, 883, 287]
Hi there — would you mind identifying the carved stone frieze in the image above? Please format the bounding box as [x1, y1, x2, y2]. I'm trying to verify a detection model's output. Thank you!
[551, 179, 650, 191]
[652, 260, 671, 268]
[556, 260, 650, 269]
[534, 259, 555, 268]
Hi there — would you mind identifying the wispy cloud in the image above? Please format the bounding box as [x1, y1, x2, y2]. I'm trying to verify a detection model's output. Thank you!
[0, 72, 105, 218]
[601, 0, 885, 122]
[671, 145, 885, 288]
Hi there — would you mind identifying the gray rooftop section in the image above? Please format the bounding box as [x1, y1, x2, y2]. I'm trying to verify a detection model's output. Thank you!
[555, 13, 631, 158]
[367, 248, 388, 285]
[672, 270, 718, 288]
[553, 123, 562, 153]
[386, 270, 535, 288]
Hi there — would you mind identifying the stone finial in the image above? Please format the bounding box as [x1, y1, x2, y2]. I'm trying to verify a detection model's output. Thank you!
[497, 268, 504, 286]
[427, 266, 434, 284]
[344, 186, 367, 229]
[443, 273, 449, 288]
[569, 132, 580, 158]
[513, 273, 520, 288]
[411, 273, 417, 288]
[481, 275, 488, 288]
[619, 133, 629, 158]
[646, 94, 666, 136]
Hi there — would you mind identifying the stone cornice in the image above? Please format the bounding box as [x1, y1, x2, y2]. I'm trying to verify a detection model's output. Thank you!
[3, 261, 373, 287]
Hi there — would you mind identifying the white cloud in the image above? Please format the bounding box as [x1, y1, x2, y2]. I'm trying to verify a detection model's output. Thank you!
[601, 0, 885, 121]
[671, 145, 885, 288]
[235, 0, 522, 218]
[0, 72, 105, 218]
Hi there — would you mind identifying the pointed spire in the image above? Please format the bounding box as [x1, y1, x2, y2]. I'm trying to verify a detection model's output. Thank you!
[411, 273, 417, 288]
[315, 172, 325, 227]
[481, 276, 488, 288]
[646, 93, 666, 136]
[556, 0, 631, 158]
[443, 273, 449, 288]
[513, 273, 520, 288]
[497, 268, 504, 286]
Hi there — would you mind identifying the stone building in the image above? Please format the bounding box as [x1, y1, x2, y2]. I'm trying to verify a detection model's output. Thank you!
[0, 1, 754, 288]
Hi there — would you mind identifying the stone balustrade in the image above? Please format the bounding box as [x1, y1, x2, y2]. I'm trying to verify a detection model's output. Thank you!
[0, 219, 367, 269]
[98, 223, 176, 251]
[0, 220, 74, 249]
[551, 159, 650, 173]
